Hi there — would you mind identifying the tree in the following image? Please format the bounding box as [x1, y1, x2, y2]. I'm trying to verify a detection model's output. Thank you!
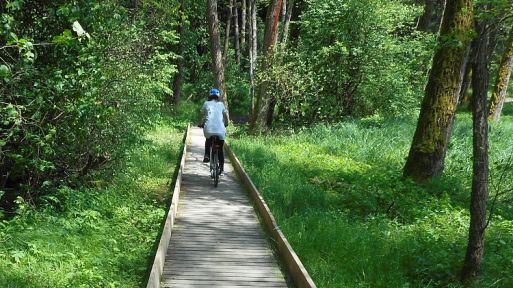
[461, 13, 490, 283]
[458, 63, 472, 106]
[249, 0, 258, 114]
[234, 0, 241, 64]
[250, 0, 283, 130]
[417, 0, 446, 33]
[223, 0, 234, 65]
[241, 0, 247, 50]
[403, 0, 474, 182]
[488, 28, 513, 121]
[280, 0, 294, 47]
[172, 0, 186, 103]
[207, 0, 229, 110]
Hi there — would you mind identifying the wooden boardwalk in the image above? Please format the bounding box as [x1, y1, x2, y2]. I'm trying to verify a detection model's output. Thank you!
[161, 127, 288, 288]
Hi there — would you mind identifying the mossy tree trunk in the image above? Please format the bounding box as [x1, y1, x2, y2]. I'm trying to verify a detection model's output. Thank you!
[461, 16, 490, 284]
[207, 0, 229, 111]
[403, 0, 473, 182]
[488, 28, 513, 121]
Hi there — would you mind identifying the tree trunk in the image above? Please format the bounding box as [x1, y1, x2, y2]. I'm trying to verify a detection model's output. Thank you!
[417, 0, 446, 33]
[223, 0, 234, 65]
[172, 0, 186, 103]
[488, 29, 513, 121]
[249, 0, 258, 116]
[234, 1, 241, 65]
[417, 0, 435, 32]
[241, 0, 246, 49]
[281, 0, 294, 47]
[207, 0, 229, 111]
[403, 0, 473, 182]
[251, 0, 283, 130]
[459, 64, 472, 106]
[461, 16, 490, 284]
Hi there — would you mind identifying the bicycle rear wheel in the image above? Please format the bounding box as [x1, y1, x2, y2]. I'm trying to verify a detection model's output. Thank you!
[213, 152, 219, 187]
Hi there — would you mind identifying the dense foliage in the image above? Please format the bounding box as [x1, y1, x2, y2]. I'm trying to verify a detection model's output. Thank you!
[1, 0, 179, 212]
[270, 0, 434, 122]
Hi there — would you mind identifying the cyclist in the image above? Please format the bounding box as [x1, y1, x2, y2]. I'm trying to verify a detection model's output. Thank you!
[198, 88, 229, 175]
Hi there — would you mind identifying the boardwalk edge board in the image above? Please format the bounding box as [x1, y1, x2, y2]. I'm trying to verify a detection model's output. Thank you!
[225, 142, 318, 288]
[146, 124, 191, 288]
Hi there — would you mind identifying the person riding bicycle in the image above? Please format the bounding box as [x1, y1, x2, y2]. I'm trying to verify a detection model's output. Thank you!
[198, 88, 229, 174]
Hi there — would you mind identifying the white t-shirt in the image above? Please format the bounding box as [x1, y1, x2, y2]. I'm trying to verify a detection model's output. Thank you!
[202, 100, 227, 140]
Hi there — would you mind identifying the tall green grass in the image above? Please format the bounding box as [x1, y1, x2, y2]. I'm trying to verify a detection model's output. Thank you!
[0, 106, 192, 287]
[230, 110, 513, 287]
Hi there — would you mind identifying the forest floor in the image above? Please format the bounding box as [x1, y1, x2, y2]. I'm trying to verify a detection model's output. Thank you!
[229, 104, 513, 287]
[0, 109, 190, 287]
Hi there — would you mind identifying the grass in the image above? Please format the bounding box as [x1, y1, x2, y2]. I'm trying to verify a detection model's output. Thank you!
[0, 106, 192, 287]
[229, 104, 513, 287]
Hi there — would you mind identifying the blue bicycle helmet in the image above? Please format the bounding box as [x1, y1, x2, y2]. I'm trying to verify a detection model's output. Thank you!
[209, 88, 221, 97]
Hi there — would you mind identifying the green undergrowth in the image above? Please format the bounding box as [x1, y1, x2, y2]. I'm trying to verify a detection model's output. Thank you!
[0, 106, 192, 287]
[230, 108, 513, 287]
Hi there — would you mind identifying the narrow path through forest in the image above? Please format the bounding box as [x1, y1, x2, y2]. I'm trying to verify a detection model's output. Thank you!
[161, 127, 288, 287]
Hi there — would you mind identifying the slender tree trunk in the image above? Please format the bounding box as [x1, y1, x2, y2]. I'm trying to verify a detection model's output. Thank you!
[234, 1, 241, 65]
[281, 0, 294, 47]
[461, 16, 490, 284]
[207, 0, 229, 111]
[251, 0, 283, 130]
[249, 0, 257, 116]
[488, 29, 513, 121]
[223, 0, 234, 65]
[403, 0, 473, 182]
[417, 0, 446, 33]
[417, 0, 435, 31]
[459, 64, 472, 106]
[172, 0, 186, 103]
[241, 0, 246, 49]
[282, 0, 287, 21]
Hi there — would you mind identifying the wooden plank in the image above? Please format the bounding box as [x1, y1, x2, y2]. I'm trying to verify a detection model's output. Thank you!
[164, 279, 287, 286]
[164, 270, 282, 277]
[162, 282, 287, 288]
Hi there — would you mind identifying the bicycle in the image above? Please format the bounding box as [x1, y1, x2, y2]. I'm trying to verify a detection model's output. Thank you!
[209, 136, 222, 187]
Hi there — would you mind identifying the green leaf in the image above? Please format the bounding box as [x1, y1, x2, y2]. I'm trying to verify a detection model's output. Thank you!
[52, 29, 73, 45]
[6, 0, 23, 11]
[11, 250, 25, 263]
[0, 65, 10, 78]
